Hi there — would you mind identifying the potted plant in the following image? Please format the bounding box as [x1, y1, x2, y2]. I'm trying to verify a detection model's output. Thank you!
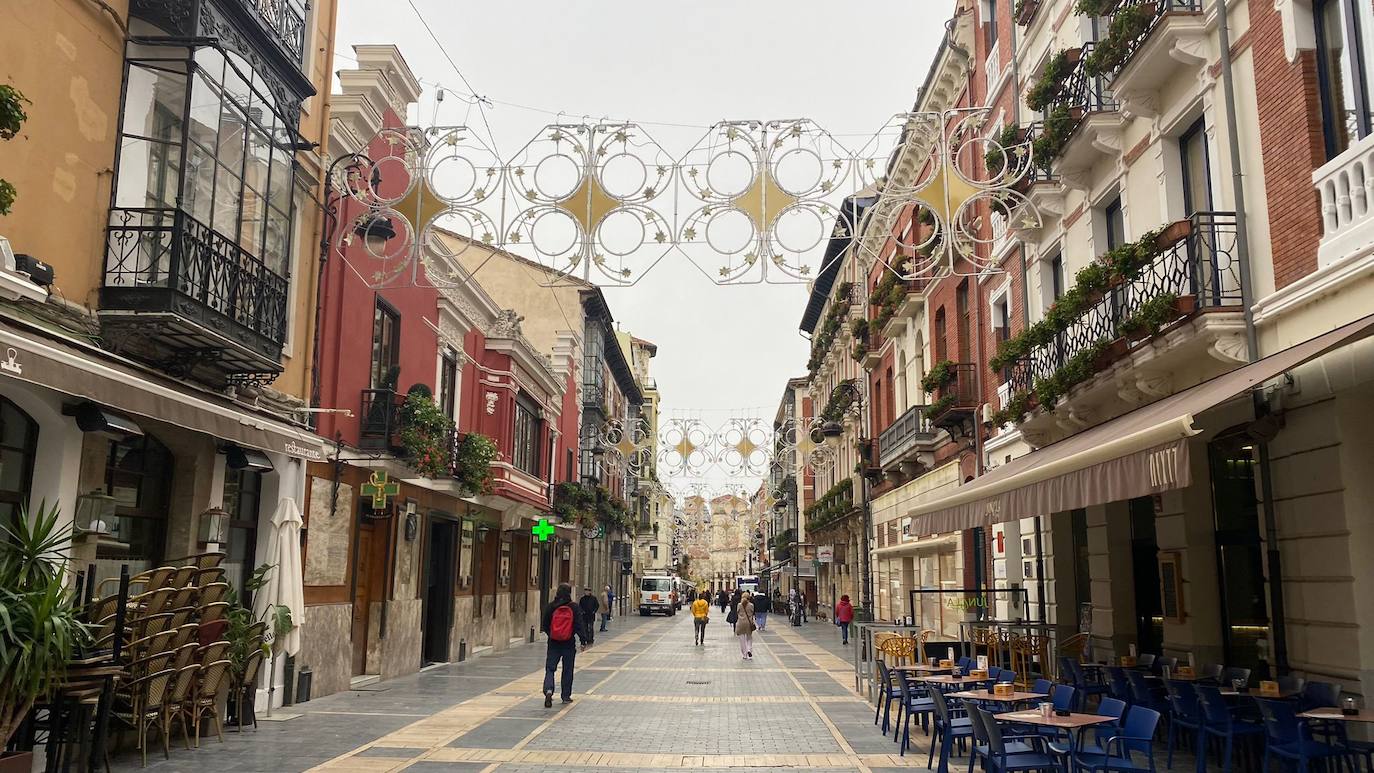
[1025, 48, 1081, 111]
[1155, 217, 1193, 249]
[452, 433, 498, 495]
[983, 123, 1023, 177]
[1015, 0, 1042, 25]
[0, 502, 90, 772]
[0, 84, 28, 216]
[1032, 104, 1077, 161]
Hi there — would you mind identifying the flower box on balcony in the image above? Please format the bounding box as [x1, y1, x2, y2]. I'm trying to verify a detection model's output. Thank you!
[1155, 217, 1192, 250]
[1015, 0, 1042, 25]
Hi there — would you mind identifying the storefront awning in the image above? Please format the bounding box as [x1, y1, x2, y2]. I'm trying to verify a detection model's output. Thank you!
[0, 322, 327, 460]
[909, 312, 1374, 535]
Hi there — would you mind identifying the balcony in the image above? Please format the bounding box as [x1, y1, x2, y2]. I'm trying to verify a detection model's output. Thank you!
[1045, 43, 1122, 187]
[131, 0, 307, 69]
[359, 389, 403, 451]
[1103, 0, 1207, 120]
[582, 356, 608, 414]
[99, 207, 289, 384]
[926, 363, 980, 433]
[1007, 212, 1246, 441]
[877, 405, 938, 475]
[1314, 131, 1374, 270]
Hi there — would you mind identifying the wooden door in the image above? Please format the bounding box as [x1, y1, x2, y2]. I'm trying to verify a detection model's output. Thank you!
[351, 525, 374, 676]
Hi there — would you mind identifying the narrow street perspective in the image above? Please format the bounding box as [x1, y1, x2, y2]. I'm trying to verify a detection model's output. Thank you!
[3, 0, 1374, 770]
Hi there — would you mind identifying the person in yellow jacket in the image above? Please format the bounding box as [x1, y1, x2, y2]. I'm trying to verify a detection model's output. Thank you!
[691, 593, 711, 646]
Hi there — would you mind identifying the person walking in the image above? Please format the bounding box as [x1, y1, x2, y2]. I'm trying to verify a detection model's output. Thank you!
[541, 583, 589, 707]
[788, 588, 802, 627]
[753, 589, 770, 632]
[716, 589, 729, 614]
[733, 591, 756, 660]
[691, 591, 710, 645]
[834, 594, 854, 645]
[578, 586, 599, 645]
[599, 584, 613, 632]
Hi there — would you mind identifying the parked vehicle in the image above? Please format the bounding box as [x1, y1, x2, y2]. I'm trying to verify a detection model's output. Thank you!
[638, 575, 677, 616]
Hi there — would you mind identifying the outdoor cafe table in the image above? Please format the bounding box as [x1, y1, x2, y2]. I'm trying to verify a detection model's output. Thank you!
[893, 664, 953, 674]
[919, 674, 990, 688]
[995, 710, 1116, 756]
[1220, 688, 1303, 699]
[1300, 708, 1374, 723]
[948, 689, 1048, 704]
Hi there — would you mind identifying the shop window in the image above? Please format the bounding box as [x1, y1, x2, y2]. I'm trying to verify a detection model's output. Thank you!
[1315, 0, 1374, 159]
[222, 469, 263, 597]
[101, 434, 174, 574]
[370, 299, 400, 390]
[512, 394, 542, 476]
[0, 397, 38, 531]
[1208, 437, 1270, 672]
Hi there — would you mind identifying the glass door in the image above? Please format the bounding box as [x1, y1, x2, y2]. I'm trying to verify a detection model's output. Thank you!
[1208, 438, 1270, 674]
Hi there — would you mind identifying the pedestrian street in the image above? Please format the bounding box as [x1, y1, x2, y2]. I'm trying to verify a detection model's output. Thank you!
[111, 614, 933, 772]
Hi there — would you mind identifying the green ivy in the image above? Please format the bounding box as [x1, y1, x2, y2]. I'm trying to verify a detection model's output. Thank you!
[989, 391, 1032, 427]
[807, 286, 856, 375]
[452, 432, 497, 495]
[0, 84, 29, 216]
[804, 478, 855, 533]
[1032, 338, 1109, 408]
[398, 392, 453, 477]
[1121, 292, 1180, 337]
[1014, 0, 1041, 24]
[924, 394, 956, 421]
[920, 359, 957, 394]
[983, 123, 1022, 176]
[1026, 50, 1075, 112]
[1031, 104, 1075, 162]
[1083, 3, 1155, 77]
[820, 378, 858, 422]
[1073, 0, 1117, 15]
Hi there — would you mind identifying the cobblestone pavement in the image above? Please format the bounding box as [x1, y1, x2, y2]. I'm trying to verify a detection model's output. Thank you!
[111, 614, 935, 771]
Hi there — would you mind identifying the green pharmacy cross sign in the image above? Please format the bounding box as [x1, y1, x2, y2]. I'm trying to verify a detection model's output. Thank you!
[532, 518, 555, 542]
[361, 470, 399, 510]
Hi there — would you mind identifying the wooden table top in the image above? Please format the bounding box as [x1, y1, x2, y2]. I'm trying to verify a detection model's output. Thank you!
[919, 675, 987, 685]
[1300, 708, 1374, 723]
[948, 690, 1048, 703]
[1220, 688, 1302, 699]
[995, 710, 1117, 729]
[893, 664, 952, 672]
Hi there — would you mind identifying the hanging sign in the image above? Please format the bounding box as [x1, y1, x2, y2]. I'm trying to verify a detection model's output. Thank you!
[360, 470, 399, 510]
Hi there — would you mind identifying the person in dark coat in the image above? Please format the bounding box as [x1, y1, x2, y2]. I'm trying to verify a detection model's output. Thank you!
[578, 587, 599, 644]
[716, 589, 729, 614]
[542, 583, 590, 707]
[753, 590, 771, 631]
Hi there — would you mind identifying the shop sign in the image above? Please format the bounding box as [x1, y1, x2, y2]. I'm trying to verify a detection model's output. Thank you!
[816, 545, 834, 563]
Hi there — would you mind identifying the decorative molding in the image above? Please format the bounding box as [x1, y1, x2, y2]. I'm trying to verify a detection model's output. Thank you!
[1207, 332, 1250, 364]
[1274, 0, 1316, 63]
[1135, 371, 1173, 398]
[484, 391, 499, 415]
[1252, 248, 1374, 324]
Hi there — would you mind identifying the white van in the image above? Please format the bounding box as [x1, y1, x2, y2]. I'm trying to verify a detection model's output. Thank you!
[638, 575, 677, 616]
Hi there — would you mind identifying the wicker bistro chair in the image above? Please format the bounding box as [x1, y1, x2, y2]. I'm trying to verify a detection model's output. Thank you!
[197, 582, 229, 607]
[164, 664, 200, 751]
[165, 552, 226, 570]
[171, 642, 199, 672]
[170, 623, 200, 649]
[126, 630, 176, 662]
[878, 636, 919, 667]
[1010, 633, 1047, 688]
[197, 640, 229, 666]
[129, 613, 175, 642]
[198, 601, 229, 625]
[168, 584, 197, 611]
[112, 667, 176, 766]
[130, 587, 175, 617]
[189, 659, 233, 746]
[192, 567, 226, 587]
[167, 566, 197, 589]
[234, 649, 265, 733]
[100, 566, 174, 598]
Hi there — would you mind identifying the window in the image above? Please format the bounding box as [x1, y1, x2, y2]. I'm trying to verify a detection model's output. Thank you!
[223, 469, 263, 596]
[512, 394, 542, 475]
[650, 545, 659, 560]
[0, 397, 38, 532]
[984, 0, 999, 49]
[994, 296, 1011, 381]
[1208, 438, 1270, 672]
[439, 348, 459, 420]
[1179, 119, 1213, 215]
[1104, 196, 1126, 250]
[101, 435, 174, 576]
[370, 299, 400, 390]
[1050, 253, 1065, 300]
[956, 281, 971, 363]
[1315, 0, 1374, 159]
[933, 308, 948, 366]
[114, 45, 298, 278]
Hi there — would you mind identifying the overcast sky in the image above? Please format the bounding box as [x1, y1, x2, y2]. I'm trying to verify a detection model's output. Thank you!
[335, 1, 946, 493]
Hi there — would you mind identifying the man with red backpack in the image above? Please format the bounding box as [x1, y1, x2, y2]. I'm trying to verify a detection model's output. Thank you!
[541, 582, 590, 707]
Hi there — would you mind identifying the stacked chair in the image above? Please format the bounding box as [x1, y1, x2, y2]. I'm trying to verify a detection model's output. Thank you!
[82, 553, 254, 767]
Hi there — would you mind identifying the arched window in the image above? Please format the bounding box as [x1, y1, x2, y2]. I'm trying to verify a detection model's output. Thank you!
[897, 351, 909, 413]
[101, 434, 175, 573]
[0, 397, 39, 527]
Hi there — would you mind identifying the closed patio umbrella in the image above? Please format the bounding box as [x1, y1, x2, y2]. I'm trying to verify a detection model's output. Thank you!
[254, 498, 304, 656]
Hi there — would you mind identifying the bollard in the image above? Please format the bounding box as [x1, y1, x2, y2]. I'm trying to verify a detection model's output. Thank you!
[296, 668, 313, 703]
[529, 626, 536, 643]
[283, 655, 296, 706]
[458, 638, 467, 662]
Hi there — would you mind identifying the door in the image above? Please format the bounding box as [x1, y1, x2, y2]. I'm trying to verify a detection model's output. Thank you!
[1128, 497, 1163, 654]
[423, 519, 457, 665]
[351, 525, 376, 676]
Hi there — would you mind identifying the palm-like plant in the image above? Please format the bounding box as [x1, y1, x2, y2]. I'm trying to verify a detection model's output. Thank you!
[0, 501, 89, 748]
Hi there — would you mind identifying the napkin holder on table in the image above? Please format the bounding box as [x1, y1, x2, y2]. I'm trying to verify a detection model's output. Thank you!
[1119, 656, 1137, 667]
[1259, 681, 1280, 697]
[969, 669, 989, 680]
[939, 659, 954, 668]
[994, 683, 1014, 697]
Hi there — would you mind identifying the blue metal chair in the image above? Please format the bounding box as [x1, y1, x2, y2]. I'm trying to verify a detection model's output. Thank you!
[875, 659, 903, 733]
[989, 665, 1003, 680]
[1105, 666, 1132, 704]
[1126, 669, 1168, 715]
[972, 706, 1064, 773]
[1163, 680, 1203, 770]
[1032, 677, 1054, 696]
[1074, 706, 1162, 773]
[998, 669, 1017, 684]
[926, 687, 972, 768]
[1136, 654, 1157, 672]
[1255, 697, 1354, 773]
[958, 655, 973, 673]
[1221, 666, 1252, 688]
[895, 668, 935, 748]
[1195, 684, 1264, 773]
[1297, 681, 1343, 742]
[967, 704, 1037, 773]
[1048, 697, 1127, 759]
[1066, 658, 1108, 710]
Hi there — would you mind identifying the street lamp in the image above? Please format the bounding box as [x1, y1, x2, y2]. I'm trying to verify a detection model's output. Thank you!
[355, 214, 397, 254]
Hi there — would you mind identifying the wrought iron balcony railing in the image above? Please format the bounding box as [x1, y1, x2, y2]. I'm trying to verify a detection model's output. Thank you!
[1107, 0, 1203, 80]
[1008, 211, 1241, 397]
[359, 388, 403, 450]
[101, 207, 289, 377]
[878, 405, 936, 469]
[1057, 42, 1118, 116]
[246, 0, 307, 65]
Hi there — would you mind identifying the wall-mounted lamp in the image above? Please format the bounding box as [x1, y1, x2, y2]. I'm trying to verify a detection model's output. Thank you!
[198, 506, 230, 545]
[74, 490, 117, 536]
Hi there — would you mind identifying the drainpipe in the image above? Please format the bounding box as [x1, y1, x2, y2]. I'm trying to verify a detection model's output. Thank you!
[1215, 0, 1287, 673]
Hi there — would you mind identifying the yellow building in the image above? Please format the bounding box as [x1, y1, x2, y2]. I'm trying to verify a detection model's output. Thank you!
[0, 0, 337, 708]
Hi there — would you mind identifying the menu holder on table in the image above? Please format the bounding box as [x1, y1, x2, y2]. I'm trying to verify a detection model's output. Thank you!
[1119, 656, 1137, 667]
[1259, 680, 1280, 697]
[969, 669, 989, 680]
[1176, 665, 1195, 678]
[994, 683, 1014, 697]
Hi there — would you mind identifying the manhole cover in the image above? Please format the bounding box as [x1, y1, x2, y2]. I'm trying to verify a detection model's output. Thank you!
[686, 680, 711, 685]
